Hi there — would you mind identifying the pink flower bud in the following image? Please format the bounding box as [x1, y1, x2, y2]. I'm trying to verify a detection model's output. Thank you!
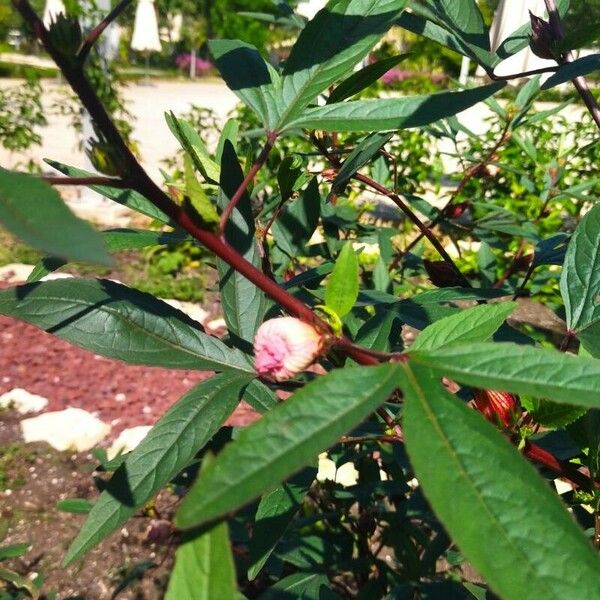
[473, 389, 521, 429]
[254, 317, 325, 382]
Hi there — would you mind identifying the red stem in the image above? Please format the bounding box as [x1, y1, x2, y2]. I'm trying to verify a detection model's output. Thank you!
[524, 441, 597, 490]
[219, 131, 278, 235]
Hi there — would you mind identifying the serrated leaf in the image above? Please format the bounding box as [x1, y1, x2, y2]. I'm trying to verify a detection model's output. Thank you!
[273, 177, 321, 257]
[529, 399, 587, 429]
[217, 142, 270, 345]
[184, 155, 219, 227]
[411, 342, 600, 408]
[242, 379, 279, 414]
[560, 204, 600, 339]
[247, 467, 316, 580]
[0, 169, 111, 266]
[0, 278, 252, 372]
[64, 373, 251, 565]
[175, 364, 401, 529]
[260, 572, 339, 599]
[278, 0, 408, 127]
[209, 39, 281, 129]
[328, 54, 410, 104]
[0, 543, 30, 560]
[402, 362, 600, 600]
[542, 54, 600, 89]
[26, 229, 190, 283]
[165, 111, 220, 183]
[411, 302, 517, 352]
[332, 132, 393, 195]
[45, 159, 171, 224]
[325, 242, 359, 318]
[165, 519, 237, 600]
[282, 83, 505, 132]
[56, 499, 94, 514]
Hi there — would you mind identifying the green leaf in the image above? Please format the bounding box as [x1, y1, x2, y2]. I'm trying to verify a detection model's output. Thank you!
[277, 155, 311, 202]
[247, 467, 316, 580]
[259, 572, 338, 599]
[183, 155, 220, 227]
[273, 177, 321, 257]
[0, 543, 30, 561]
[165, 520, 237, 600]
[209, 39, 281, 129]
[402, 362, 600, 600]
[217, 142, 270, 345]
[282, 83, 505, 132]
[242, 379, 279, 414]
[279, 0, 408, 127]
[64, 373, 251, 565]
[411, 342, 600, 408]
[411, 302, 517, 352]
[528, 399, 587, 429]
[560, 203, 600, 337]
[557, 22, 600, 52]
[325, 242, 359, 318]
[165, 112, 220, 183]
[542, 54, 600, 89]
[45, 159, 171, 224]
[215, 118, 239, 164]
[0, 278, 252, 372]
[26, 229, 189, 283]
[332, 132, 393, 195]
[0, 566, 39, 599]
[175, 364, 401, 529]
[327, 54, 410, 104]
[0, 170, 111, 266]
[56, 499, 94, 514]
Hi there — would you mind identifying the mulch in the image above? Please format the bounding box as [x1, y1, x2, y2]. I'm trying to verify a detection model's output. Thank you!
[0, 312, 260, 437]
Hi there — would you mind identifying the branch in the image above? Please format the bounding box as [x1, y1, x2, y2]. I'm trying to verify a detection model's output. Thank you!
[78, 0, 133, 64]
[12, 0, 381, 369]
[485, 64, 559, 81]
[353, 172, 470, 287]
[219, 131, 277, 236]
[543, 0, 600, 131]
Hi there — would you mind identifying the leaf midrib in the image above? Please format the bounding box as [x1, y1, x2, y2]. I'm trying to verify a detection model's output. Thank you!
[402, 362, 557, 599]
[0, 289, 249, 371]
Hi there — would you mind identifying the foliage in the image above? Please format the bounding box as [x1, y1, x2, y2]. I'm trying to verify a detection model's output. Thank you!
[2, 0, 600, 598]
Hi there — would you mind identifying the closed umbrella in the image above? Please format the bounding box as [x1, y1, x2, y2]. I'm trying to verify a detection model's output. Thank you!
[42, 0, 66, 28]
[131, 0, 162, 83]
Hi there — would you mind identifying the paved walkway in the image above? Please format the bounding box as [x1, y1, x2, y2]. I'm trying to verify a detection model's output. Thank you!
[0, 78, 587, 188]
[0, 78, 238, 181]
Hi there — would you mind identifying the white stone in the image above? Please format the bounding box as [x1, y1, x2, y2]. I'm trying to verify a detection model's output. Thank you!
[0, 388, 48, 414]
[20, 408, 111, 452]
[0, 263, 34, 283]
[161, 298, 209, 325]
[107, 425, 152, 460]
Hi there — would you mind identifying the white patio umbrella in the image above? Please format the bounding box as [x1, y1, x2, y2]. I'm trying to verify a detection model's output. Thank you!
[296, 0, 326, 20]
[476, 0, 554, 78]
[42, 0, 65, 28]
[131, 0, 162, 83]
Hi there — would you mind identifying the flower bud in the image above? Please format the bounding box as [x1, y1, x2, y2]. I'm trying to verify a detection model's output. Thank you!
[529, 11, 559, 60]
[473, 389, 521, 429]
[254, 317, 324, 382]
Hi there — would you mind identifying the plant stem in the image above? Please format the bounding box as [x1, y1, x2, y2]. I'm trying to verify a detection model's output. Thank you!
[13, 0, 382, 369]
[219, 131, 278, 236]
[486, 64, 559, 81]
[353, 172, 470, 287]
[77, 0, 133, 64]
[543, 0, 600, 131]
[524, 441, 596, 490]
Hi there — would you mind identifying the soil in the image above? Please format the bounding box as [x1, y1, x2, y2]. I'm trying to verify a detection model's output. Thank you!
[0, 275, 260, 598]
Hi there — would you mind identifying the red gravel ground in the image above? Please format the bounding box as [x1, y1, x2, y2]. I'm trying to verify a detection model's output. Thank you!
[0, 313, 260, 437]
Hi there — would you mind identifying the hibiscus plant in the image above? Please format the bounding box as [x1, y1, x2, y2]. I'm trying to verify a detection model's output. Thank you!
[2, 0, 600, 597]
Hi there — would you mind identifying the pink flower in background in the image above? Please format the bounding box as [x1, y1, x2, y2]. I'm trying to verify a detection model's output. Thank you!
[174, 53, 212, 75]
[254, 317, 324, 382]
